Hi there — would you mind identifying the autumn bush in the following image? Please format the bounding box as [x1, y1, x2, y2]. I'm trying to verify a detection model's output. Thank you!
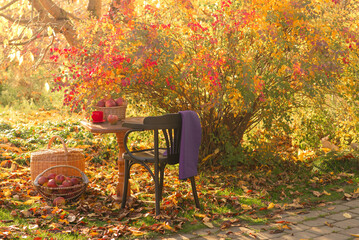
[51, 0, 359, 166]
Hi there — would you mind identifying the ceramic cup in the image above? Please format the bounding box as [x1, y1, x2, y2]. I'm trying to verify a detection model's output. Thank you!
[91, 111, 104, 122]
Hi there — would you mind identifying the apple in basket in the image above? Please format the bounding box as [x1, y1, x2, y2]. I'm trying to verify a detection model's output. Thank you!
[62, 179, 72, 187]
[105, 99, 117, 107]
[37, 176, 49, 186]
[55, 174, 66, 185]
[47, 173, 57, 179]
[97, 98, 106, 107]
[115, 97, 125, 106]
[70, 177, 80, 185]
[47, 179, 58, 188]
[107, 114, 119, 125]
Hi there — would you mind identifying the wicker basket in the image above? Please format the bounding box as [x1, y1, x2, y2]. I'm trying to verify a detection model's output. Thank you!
[96, 104, 127, 121]
[30, 136, 85, 181]
[33, 165, 89, 201]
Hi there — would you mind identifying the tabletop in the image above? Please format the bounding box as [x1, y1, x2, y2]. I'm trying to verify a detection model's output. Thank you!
[80, 117, 145, 133]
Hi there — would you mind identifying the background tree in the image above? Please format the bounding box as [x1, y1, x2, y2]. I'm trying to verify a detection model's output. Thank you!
[0, 0, 132, 106]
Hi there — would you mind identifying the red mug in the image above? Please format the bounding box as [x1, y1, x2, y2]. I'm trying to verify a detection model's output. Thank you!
[91, 111, 104, 122]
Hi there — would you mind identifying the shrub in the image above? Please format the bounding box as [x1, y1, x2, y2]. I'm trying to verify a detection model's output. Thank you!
[51, 0, 359, 166]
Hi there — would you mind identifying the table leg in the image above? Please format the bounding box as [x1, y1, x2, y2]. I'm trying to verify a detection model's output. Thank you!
[115, 132, 130, 199]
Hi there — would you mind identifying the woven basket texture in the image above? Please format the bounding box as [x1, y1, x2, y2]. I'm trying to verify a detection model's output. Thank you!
[96, 105, 127, 121]
[33, 165, 89, 201]
[30, 136, 85, 181]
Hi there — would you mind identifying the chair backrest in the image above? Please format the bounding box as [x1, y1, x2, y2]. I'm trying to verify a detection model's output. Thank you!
[143, 113, 182, 165]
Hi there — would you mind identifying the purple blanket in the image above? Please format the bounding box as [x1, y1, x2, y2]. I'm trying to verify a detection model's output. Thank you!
[179, 111, 201, 180]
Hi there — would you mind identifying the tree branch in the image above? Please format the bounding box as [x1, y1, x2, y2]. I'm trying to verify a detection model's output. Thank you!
[0, 13, 30, 24]
[38, 0, 69, 20]
[32, 0, 79, 46]
[5, 26, 47, 46]
[0, 0, 19, 11]
[33, 34, 55, 69]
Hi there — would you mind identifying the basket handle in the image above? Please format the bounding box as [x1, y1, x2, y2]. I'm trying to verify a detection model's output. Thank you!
[34, 165, 89, 186]
[47, 135, 68, 155]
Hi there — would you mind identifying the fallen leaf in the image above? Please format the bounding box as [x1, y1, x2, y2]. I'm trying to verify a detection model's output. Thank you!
[325, 221, 333, 227]
[3, 189, 11, 197]
[282, 225, 292, 230]
[163, 223, 176, 232]
[343, 213, 352, 219]
[220, 220, 232, 229]
[344, 193, 352, 198]
[194, 213, 206, 218]
[267, 202, 275, 209]
[67, 213, 76, 223]
[312, 191, 321, 197]
[203, 222, 214, 228]
[322, 190, 331, 196]
[270, 229, 284, 234]
[241, 204, 252, 210]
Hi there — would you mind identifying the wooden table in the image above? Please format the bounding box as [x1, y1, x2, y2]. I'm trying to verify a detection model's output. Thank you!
[81, 117, 144, 200]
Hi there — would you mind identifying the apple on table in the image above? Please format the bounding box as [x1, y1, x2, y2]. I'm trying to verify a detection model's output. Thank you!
[107, 115, 119, 125]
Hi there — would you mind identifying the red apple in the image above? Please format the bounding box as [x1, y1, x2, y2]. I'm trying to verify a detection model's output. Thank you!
[47, 173, 57, 179]
[57, 184, 66, 194]
[105, 99, 116, 107]
[70, 177, 80, 185]
[115, 97, 125, 106]
[97, 99, 106, 107]
[107, 115, 119, 125]
[55, 174, 65, 185]
[47, 179, 58, 188]
[53, 197, 66, 207]
[38, 176, 49, 186]
[62, 180, 72, 187]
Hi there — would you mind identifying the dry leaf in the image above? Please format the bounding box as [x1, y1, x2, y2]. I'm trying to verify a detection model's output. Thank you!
[220, 220, 232, 229]
[322, 190, 331, 196]
[282, 224, 292, 230]
[270, 229, 284, 234]
[241, 204, 252, 210]
[268, 202, 275, 209]
[344, 193, 352, 198]
[194, 213, 206, 218]
[67, 213, 76, 223]
[312, 191, 321, 197]
[203, 222, 214, 228]
[343, 213, 352, 219]
[325, 221, 333, 227]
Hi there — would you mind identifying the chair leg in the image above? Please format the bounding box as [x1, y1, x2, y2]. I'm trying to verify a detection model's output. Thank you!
[121, 159, 130, 209]
[154, 163, 161, 216]
[189, 176, 200, 209]
[159, 164, 166, 200]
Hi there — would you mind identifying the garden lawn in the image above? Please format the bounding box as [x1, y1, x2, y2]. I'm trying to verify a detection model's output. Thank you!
[0, 109, 358, 239]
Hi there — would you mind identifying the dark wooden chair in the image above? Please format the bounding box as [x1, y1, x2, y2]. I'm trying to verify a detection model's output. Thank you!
[121, 113, 200, 215]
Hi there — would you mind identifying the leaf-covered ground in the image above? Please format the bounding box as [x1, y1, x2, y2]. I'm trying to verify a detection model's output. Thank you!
[0, 110, 359, 239]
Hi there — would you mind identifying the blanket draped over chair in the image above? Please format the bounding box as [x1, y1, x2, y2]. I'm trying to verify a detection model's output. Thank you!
[179, 110, 202, 180]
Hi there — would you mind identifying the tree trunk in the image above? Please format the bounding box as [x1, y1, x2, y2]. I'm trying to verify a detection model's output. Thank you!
[32, 0, 80, 47]
[88, 0, 102, 18]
